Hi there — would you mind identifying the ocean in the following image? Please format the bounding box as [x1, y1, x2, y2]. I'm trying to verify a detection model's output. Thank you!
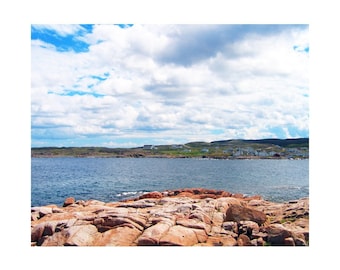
[31, 157, 309, 207]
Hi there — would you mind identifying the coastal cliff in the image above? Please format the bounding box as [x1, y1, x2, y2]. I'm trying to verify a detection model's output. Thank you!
[31, 188, 309, 246]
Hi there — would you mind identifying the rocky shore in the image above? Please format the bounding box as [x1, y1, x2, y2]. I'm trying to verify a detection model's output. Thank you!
[31, 188, 309, 246]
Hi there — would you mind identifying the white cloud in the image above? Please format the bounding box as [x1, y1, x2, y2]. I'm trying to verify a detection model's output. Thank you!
[31, 24, 309, 147]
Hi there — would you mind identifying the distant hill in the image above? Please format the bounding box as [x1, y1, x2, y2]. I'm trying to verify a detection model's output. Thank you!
[211, 138, 309, 148]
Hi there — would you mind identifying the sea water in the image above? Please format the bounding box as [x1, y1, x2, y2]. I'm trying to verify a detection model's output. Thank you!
[31, 157, 309, 206]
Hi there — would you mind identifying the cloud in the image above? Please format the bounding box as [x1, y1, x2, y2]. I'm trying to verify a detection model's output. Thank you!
[31, 24, 309, 147]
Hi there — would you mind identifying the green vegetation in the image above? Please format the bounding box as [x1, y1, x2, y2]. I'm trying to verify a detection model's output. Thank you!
[31, 138, 309, 159]
[279, 217, 298, 224]
[280, 213, 309, 224]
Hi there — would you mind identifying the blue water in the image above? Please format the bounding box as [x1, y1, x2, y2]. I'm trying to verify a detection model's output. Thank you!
[31, 158, 309, 207]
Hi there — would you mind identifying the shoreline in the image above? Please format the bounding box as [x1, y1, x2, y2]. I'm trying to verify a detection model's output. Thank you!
[31, 138, 309, 159]
[31, 154, 308, 160]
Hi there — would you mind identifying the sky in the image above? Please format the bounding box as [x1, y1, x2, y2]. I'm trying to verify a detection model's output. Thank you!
[31, 24, 309, 148]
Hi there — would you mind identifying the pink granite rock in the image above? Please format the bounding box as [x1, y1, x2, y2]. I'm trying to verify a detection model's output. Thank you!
[159, 225, 199, 246]
[31, 188, 309, 247]
[225, 204, 267, 225]
[63, 197, 75, 207]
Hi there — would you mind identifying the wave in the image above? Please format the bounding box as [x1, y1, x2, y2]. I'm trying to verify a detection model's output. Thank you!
[115, 190, 149, 198]
[271, 185, 309, 191]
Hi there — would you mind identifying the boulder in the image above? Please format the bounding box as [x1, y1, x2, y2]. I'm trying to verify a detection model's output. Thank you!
[225, 204, 267, 225]
[63, 197, 75, 207]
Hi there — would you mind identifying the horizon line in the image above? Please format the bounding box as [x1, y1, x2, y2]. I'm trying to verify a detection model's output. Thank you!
[31, 137, 309, 149]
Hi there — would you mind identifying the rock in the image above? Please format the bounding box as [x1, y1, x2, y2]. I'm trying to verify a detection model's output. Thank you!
[232, 193, 244, 199]
[176, 217, 211, 233]
[159, 225, 199, 246]
[294, 237, 307, 246]
[222, 221, 238, 233]
[97, 207, 130, 216]
[84, 199, 106, 206]
[198, 194, 217, 199]
[206, 235, 237, 246]
[31, 218, 78, 244]
[255, 237, 265, 246]
[215, 197, 242, 212]
[192, 228, 208, 243]
[64, 225, 99, 246]
[31, 206, 53, 218]
[178, 191, 195, 198]
[137, 221, 173, 245]
[243, 195, 263, 201]
[117, 201, 155, 208]
[95, 226, 141, 246]
[283, 237, 295, 246]
[225, 204, 267, 225]
[162, 188, 232, 199]
[211, 211, 224, 225]
[237, 234, 252, 246]
[189, 210, 212, 224]
[31, 188, 309, 246]
[252, 231, 268, 240]
[139, 191, 163, 199]
[238, 220, 260, 236]
[63, 197, 75, 207]
[175, 204, 193, 214]
[31, 223, 46, 242]
[264, 224, 293, 246]
[41, 221, 57, 236]
[42, 224, 99, 246]
[31, 211, 40, 221]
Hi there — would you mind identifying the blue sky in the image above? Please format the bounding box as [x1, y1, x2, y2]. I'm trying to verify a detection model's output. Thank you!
[31, 24, 309, 147]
